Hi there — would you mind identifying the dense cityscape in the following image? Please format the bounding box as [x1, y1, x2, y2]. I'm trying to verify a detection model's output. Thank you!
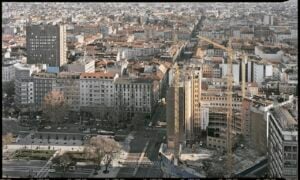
[2, 1, 298, 178]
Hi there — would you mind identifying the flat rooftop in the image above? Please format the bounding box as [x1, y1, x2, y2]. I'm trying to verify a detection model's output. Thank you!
[272, 106, 297, 130]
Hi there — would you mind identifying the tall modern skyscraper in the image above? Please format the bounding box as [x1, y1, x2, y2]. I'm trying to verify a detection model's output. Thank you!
[26, 24, 67, 67]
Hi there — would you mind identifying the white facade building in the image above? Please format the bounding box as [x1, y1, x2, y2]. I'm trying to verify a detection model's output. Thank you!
[221, 63, 240, 85]
[80, 72, 119, 108]
[247, 60, 273, 84]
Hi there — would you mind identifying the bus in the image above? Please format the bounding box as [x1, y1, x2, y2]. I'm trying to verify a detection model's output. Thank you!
[97, 130, 115, 136]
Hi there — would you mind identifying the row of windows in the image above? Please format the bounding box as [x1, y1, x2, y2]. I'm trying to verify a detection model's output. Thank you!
[116, 84, 150, 89]
[210, 103, 240, 107]
[82, 85, 113, 88]
[202, 96, 241, 101]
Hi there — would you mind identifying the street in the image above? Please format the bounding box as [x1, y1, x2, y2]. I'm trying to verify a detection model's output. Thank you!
[117, 129, 165, 177]
[2, 159, 47, 178]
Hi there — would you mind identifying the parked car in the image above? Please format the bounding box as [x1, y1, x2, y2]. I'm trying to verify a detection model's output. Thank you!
[57, 127, 62, 130]
[44, 126, 51, 129]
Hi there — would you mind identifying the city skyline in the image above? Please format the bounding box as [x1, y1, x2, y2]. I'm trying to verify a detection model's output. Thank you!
[2, 1, 298, 178]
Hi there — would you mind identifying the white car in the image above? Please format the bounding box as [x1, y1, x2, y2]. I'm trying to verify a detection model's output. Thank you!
[57, 127, 62, 130]
[49, 169, 56, 173]
[44, 126, 51, 129]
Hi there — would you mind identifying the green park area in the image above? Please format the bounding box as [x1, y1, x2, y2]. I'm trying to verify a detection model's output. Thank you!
[12, 149, 55, 160]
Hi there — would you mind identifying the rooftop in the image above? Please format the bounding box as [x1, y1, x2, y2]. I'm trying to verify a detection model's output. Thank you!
[271, 105, 297, 131]
[80, 71, 117, 79]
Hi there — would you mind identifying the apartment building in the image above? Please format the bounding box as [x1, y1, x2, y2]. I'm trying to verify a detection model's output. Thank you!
[2, 59, 19, 82]
[114, 77, 159, 115]
[279, 82, 297, 95]
[32, 72, 57, 109]
[268, 105, 298, 179]
[79, 72, 119, 115]
[200, 94, 243, 110]
[14, 63, 39, 108]
[53, 72, 81, 111]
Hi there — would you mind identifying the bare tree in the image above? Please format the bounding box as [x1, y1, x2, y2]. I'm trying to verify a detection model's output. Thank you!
[42, 90, 68, 125]
[83, 136, 120, 174]
[102, 137, 121, 174]
[3, 133, 13, 149]
[84, 137, 105, 171]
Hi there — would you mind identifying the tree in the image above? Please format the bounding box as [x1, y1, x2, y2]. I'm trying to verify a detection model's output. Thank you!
[84, 136, 106, 172]
[59, 153, 72, 176]
[102, 137, 121, 174]
[3, 133, 13, 149]
[83, 136, 120, 174]
[42, 90, 68, 125]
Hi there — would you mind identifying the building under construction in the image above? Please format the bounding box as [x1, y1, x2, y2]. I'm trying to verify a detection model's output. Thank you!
[166, 62, 202, 152]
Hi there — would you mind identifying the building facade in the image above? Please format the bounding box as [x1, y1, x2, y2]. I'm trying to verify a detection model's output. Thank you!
[32, 72, 56, 109]
[53, 72, 81, 111]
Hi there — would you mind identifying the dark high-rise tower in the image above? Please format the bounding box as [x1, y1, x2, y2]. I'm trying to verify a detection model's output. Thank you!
[26, 24, 67, 67]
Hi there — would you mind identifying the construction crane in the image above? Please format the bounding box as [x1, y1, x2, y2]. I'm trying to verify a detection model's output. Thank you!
[197, 35, 247, 177]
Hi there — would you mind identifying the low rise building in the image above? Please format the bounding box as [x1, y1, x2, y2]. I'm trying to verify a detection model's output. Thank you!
[67, 56, 95, 73]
